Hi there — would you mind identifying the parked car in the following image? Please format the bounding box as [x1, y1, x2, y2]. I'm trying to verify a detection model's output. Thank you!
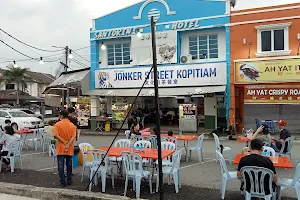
[0, 109, 44, 131]
[15, 109, 44, 120]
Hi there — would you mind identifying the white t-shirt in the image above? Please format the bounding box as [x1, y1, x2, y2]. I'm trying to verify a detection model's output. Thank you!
[0, 134, 20, 151]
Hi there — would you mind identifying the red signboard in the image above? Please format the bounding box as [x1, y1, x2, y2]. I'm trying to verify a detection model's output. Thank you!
[244, 85, 300, 104]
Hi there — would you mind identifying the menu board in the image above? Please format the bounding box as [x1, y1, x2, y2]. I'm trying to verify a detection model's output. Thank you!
[180, 104, 196, 119]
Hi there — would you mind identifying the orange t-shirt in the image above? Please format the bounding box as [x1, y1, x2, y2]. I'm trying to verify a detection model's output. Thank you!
[54, 119, 76, 156]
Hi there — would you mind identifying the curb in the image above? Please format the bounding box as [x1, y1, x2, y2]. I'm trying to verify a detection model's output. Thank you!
[0, 182, 145, 200]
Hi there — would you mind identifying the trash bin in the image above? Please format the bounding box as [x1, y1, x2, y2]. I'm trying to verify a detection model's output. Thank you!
[72, 154, 79, 168]
[105, 121, 110, 132]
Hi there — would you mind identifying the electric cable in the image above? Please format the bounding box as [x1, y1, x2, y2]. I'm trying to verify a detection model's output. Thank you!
[84, 65, 154, 191]
[0, 40, 63, 63]
[71, 50, 90, 63]
[0, 28, 63, 52]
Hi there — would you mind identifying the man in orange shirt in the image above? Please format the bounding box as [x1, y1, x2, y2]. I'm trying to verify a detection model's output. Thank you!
[54, 109, 76, 187]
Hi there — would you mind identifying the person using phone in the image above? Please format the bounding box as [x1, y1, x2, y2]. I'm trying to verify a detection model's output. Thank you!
[271, 120, 291, 153]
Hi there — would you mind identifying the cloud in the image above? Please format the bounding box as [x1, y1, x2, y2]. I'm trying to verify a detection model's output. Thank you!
[0, 0, 299, 75]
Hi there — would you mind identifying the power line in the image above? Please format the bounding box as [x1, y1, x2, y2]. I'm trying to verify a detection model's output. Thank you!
[0, 28, 63, 52]
[71, 50, 90, 63]
[0, 40, 63, 63]
[71, 58, 90, 68]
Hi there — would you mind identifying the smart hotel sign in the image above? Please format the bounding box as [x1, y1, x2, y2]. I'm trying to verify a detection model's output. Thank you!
[92, 19, 221, 39]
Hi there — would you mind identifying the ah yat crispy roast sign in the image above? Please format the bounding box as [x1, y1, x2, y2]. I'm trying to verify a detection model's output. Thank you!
[244, 85, 300, 104]
[235, 58, 300, 83]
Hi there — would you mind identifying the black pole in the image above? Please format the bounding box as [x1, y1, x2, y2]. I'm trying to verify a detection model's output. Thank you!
[63, 46, 68, 106]
[151, 16, 164, 200]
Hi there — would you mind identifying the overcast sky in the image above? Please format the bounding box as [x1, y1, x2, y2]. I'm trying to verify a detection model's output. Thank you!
[0, 0, 299, 75]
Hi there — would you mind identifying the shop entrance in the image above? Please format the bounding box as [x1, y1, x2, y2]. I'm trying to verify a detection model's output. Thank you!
[244, 104, 300, 133]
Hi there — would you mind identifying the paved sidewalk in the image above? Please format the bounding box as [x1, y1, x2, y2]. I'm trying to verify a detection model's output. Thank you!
[0, 193, 39, 200]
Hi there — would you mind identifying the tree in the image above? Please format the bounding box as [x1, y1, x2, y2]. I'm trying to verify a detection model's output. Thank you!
[3, 65, 30, 106]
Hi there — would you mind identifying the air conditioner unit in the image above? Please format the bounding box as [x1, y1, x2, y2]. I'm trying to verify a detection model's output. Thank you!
[180, 55, 192, 64]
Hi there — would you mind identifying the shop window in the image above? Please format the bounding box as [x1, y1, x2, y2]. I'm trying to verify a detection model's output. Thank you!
[256, 23, 291, 57]
[6, 84, 15, 90]
[107, 43, 131, 66]
[189, 34, 218, 60]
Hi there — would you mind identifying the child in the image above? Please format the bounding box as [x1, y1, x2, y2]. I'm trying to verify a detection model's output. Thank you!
[44, 120, 56, 145]
[167, 130, 174, 137]
[0, 126, 20, 170]
[0, 120, 11, 132]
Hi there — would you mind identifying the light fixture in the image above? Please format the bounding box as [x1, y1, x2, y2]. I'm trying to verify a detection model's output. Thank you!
[137, 31, 142, 38]
[243, 38, 247, 45]
[39, 57, 44, 65]
[101, 41, 106, 50]
[68, 50, 73, 59]
[13, 60, 18, 67]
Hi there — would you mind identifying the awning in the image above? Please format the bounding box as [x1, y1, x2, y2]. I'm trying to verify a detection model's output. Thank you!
[86, 86, 226, 97]
[44, 69, 90, 96]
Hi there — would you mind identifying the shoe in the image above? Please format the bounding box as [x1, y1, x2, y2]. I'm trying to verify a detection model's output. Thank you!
[60, 183, 67, 187]
[67, 181, 73, 185]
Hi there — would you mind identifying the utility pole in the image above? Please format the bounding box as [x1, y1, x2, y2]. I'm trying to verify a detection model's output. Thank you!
[151, 16, 164, 200]
[64, 46, 69, 107]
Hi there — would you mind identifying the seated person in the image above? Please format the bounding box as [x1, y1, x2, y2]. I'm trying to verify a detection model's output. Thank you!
[237, 139, 278, 195]
[0, 120, 11, 132]
[167, 130, 173, 137]
[271, 120, 291, 152]
[44, 120, 56, 144]
[0, 126, 20, 170]
[242, 125, 272, 154]
[130, 122, 141, 137]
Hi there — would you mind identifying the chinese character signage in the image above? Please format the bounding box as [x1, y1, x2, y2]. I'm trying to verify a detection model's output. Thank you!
[244, 85, 300, 104]
[95, 63, 226, 89]
[235, 58, 300, 83]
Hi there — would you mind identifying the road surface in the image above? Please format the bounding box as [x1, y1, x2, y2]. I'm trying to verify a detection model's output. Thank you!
[0, 193, 39, 200]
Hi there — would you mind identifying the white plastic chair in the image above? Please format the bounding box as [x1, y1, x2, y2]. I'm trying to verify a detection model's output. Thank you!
[133, 135, 144, 143]
[296, 181, 300, 200]
[277, 137, 294, 161]
[27, 129, 42, 151]
[189, 134, 204, 163]
[52, 145, 57, 173]
[79, 143, 94, 182]
[41, 129, 53, 157]
[155, 142, 176, 166]
[213, 133, 232, 164]
[77, 129, 81, 141]
[215, 150, 238, 200]
[240, 166, 276, 200]
[146, 135, 157, 149]
[156, 148, 183, 193]
[277, 163, 300, 200]
[87, 149, 114, 192]
[134, 140, 151, 148]
[0, 140, 23, 173]
[109, 139, 130, 162]
[162, 136, 178, 149]
[263, 146, 276, 157]
[124, 130, 130, 139]
[122, 152, 152, 199]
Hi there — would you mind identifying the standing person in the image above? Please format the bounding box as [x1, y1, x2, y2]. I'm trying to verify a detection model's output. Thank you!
[271, 120, 291, 152]
[54, 110, 76, 187]
[67, 107, 78, 141]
